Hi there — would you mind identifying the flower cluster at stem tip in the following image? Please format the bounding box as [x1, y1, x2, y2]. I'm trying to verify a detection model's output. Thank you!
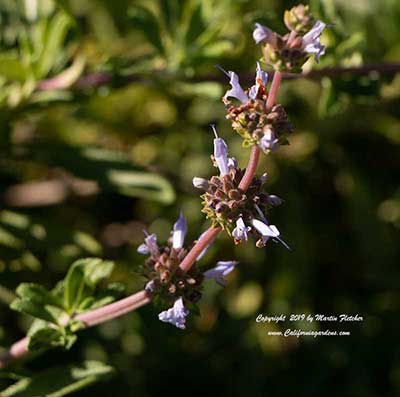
[254, 3, 327, 72]
[137, 4, 327, 330]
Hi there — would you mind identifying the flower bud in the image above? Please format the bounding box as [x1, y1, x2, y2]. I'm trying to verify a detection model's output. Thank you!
[284, 4, 315, 34]
[193, 177, 209, 189]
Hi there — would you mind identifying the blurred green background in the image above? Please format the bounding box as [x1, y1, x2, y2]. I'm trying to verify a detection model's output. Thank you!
[0, 0, 399, 396]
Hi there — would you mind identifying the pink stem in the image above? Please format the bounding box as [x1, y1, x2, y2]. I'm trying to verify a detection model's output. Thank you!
[0, 337, 28, 369]
[76, 290, 151, 327]
[266, 71, 282, 111]
[0, 71, 284, 370]
[238, 145, 261, 191]
[0, 290, 151, 369]
[179, 226, 221, 272]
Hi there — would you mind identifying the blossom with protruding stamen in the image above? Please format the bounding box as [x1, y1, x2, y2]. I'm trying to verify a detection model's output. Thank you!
[158, 298, 189, 329]
[223, 70, 248, 104]
[204, 261, 238, 286]
[232, 217, 251, 243]
[259, 129, 280, 152]
[137, 233, 158, 256]
[212, 125, 230, 176]
[251, 218, 291, 249]
[251, 219, 280, 244]
[301, 21, 326, 62]
[221, 63, 268, 104]
[249, 62, 268, 100]
[253, 23, 273, 44]
[193, 177, 209, 189]
[172, 211, 187, 249]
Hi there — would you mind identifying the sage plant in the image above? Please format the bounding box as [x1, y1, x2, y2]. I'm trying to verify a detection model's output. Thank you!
[0, 3, 328, 367]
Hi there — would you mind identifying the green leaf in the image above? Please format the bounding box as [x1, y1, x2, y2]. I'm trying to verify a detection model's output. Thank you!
[81, 258, 114, 287]
[15, 283, 63, 309]
[27, 327, 72, 351]
[10, 284, 63, 324]
[30, 144, 175, 204]
[63, 258, 115, 314]
[0, 53, 30, 82]
[35, 11, 74, 78]
[129, 6, 164, 54]
[159, 0, 182, 34]
[0, 361, 115, 397]
[64, 262, 86, 314]
[10, 299, 56, 323]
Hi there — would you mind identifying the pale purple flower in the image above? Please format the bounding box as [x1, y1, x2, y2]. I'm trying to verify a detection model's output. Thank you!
[172, 212, 187, 249]
[193, 177, 209, 189]
[232, 217, 251, 243]
[223, 70, 248, 104]
[249, 62, 268, 100]
[227, 156, 238, 171]
[259, 129, 280, 152]
[253, 23, 273, 44]
[204, 261, 238, 286]
[145, 280, 155, 292]
[137, 233, 158, 255]
[302, 21, 326, 63]
[267, 194, 283, 206]
[251, 218, 280, 244]
[251, 218, 291, 250]
[212, 125, 230, 176]
[158, 298, 189, 329]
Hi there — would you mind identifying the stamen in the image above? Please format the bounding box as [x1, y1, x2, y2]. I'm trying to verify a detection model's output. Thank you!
[214, 64, 230, 77]
[210, 124, 218, 139]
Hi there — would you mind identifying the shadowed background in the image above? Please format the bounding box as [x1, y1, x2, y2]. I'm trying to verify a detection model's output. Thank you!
[0, 0, 399, 396]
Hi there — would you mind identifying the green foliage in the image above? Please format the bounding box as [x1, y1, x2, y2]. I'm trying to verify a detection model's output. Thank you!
[0, 361, 115, 397]
[10, 258, 123, 351]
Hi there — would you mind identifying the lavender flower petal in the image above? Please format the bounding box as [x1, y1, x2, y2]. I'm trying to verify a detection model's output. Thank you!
[267, 194, 283, 206]
[249, 62, 268, 100]
[193, 177, 209, 189]
[232, 217, 251, 242]
[253, 23, 273, 44]
[251, 219, 280, 238]
[158, 298, 189, 329]
[137, 233, 158, 255]
[172, 212, 187, 249]
[223, 71, 248, 104]
[212, 126, 230, 176]
[258, 129, 280, 152]
[204, 261, 238, 286]
[302, 21, 326, 63]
